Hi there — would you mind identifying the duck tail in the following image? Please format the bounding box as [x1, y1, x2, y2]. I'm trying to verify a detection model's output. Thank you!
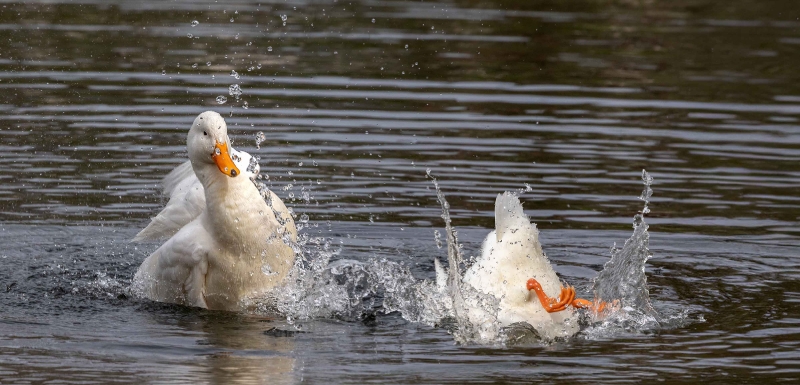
[494, 192, 534, 242]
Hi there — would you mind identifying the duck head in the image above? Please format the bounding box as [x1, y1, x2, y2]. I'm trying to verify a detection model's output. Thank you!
[187, 111, 240, 178]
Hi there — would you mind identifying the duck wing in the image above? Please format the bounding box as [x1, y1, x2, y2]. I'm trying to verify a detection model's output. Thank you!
[133, 161, 205, 242]
[133, 219, 211, 308]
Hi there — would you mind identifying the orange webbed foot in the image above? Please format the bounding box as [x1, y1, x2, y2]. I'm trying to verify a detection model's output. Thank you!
[526, 278, 611, 314]
[572, 298, 608, 313]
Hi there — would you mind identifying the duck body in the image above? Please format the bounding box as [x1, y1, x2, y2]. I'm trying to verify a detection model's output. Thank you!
[133, 111, 296, 311]
[460, 193, 578, 339]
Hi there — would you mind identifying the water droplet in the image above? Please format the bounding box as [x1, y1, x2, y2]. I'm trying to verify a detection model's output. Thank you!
[161, 70, 166, 75]
[214, 147, 221, 155]
[267, 46, 273, 52]
[404, 44, 408, 49]
[191, 20, 199, 27]
[191, 63, 198, 69]
[230, 70, 240, 79]
[369, 215, 374, 223]
[242, 101, 249, 109]
[434, 229, 442, 249]
[280, 14, 287, 26]
[255, 131, 266, 149]
[206, 61, 211, 66]
[229, 84, 243, 99]
[300, 214, 309, 223]
[257, 64, 262, 69]
[289, 192, 295, 198]
[216, 95, 227, 104]
[186, 33, 193, 38]
[371, 18, 376, 23]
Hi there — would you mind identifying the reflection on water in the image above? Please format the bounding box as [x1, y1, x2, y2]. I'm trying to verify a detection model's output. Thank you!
[2, 0, 800, 383]
[185, 313, 296, 385]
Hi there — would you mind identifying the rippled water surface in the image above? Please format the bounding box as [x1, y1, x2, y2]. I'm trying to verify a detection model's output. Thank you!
[1, 0, 800, 383]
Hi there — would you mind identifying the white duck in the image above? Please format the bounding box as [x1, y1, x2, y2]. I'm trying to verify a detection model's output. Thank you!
[438, 192, 601, 340]
[133, 111, 297, 311]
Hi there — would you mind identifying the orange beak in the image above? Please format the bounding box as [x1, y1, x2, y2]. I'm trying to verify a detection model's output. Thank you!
[212, 141, 240, 177]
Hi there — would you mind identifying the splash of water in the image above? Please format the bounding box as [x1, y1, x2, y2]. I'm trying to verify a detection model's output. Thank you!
[265, 231, 440, 326]
[243, 135, 431, 325]
[424, 168, 501, 344]
[249, 173, 375, 322]
[243, 152, 672, 341]
[250, 169, 489, 337]
[584, 170, 662, 337]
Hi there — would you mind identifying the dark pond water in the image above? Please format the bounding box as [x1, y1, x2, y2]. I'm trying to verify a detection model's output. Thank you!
[1, 0, 800, 383]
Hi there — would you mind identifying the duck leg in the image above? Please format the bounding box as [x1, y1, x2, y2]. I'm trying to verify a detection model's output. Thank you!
[526, 278, 608, 313]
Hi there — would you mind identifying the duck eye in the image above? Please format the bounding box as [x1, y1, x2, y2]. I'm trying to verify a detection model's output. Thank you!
[203, 131, 208, 136]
